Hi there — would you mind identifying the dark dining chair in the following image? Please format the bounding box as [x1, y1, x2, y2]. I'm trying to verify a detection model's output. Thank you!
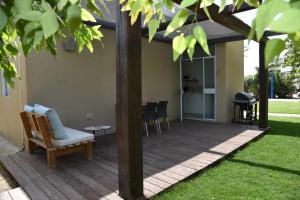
[143, 102, 161, 136]
[157, 101, 170, 132]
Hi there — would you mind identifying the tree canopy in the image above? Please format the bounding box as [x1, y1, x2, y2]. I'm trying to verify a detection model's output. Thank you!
[0, 0, 300, 87]
[283, 41, 300, 72]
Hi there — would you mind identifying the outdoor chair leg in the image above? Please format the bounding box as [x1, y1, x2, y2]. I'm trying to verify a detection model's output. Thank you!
[166, 117, 171, 132]
[28, 140, 37, 153]
[155, 120, 160, 134]
[144, 122, 149, 137]
[158, 120, 162, 134]
[86, 143, 93, 160]
[47, 150, 56, 168]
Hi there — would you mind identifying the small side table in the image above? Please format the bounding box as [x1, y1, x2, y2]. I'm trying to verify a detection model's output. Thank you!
[84, 125, 112, 144]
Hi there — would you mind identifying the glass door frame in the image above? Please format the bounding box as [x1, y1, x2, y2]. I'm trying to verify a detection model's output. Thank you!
[203, 56, 216, 121]
[180, 54, 217, 122]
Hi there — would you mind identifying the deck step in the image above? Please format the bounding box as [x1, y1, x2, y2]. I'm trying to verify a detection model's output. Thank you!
[0, 187, 30, 200]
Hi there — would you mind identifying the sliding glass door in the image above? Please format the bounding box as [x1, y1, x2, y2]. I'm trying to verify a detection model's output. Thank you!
[203, 57, 216, 120]
[180, 56, 216, 121]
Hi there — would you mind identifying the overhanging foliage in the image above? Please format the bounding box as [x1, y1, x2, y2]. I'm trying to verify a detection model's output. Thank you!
[0, 0, 299, 87]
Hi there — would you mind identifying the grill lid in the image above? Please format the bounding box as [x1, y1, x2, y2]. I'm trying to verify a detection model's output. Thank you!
[234, 92, 256, 104]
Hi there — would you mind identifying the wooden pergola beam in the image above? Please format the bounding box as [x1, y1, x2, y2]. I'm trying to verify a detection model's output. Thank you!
[116, 2, 144, 199]
[225, 2, 257, 14]
[170, 1, 268, 42]
[200, 4, 268, 42]
[141, 2, 257, 33]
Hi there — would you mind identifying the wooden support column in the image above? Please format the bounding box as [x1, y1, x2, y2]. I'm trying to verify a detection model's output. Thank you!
[259, 42, 268, 128]
[116, 1, 144, 200]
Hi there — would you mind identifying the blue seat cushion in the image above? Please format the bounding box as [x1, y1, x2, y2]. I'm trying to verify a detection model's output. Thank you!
[24, 105, 34, 112]
[34, 104, 69, 140]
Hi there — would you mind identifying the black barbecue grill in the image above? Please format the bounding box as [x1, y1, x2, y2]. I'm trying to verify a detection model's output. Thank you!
[233, 92, 258, 124]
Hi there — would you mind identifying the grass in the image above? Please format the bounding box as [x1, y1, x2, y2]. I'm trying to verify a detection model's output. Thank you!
[268, 100, 300, 115]
[153, 116, 300, 200]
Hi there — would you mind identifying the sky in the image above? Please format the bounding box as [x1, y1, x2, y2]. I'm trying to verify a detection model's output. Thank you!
[235, 9, 287, 76]
[234, 10, 260, 76]
[244, 41, 259, 76]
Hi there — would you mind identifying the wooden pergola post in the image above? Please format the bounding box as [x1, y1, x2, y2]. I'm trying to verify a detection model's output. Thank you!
[115, 1, 144, 200]
[259, 42, 268, 128]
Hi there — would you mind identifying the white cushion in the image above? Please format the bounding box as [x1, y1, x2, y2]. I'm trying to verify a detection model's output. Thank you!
[52, 127, 94, 147]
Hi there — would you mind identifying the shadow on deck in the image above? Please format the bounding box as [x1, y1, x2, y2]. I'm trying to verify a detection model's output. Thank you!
[0, 120, 266, 200]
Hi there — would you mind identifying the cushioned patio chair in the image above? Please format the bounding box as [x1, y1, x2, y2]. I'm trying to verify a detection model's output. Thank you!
[20, 111, 94, 168]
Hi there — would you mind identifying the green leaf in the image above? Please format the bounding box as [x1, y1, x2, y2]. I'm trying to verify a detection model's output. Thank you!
[255, 0, 289, 40]
[265, 39, 285, 66]
[2, 63, 17, 88]
[81, 8, 96, 22]
[219, 0, 227, 13]
[87, 0, 103, 17]
[41, 0, 53, 12]
[233, 0, 244, 10]
[4, 44, 19, 56]
[86, 42, 93, 52]
[288, 32, 300, 47]
[148, 19, 160, 42]
[180, 0, 197, 8]
[0, 7, 8, 31]
[164, 0, 174, 11]
[248, 19, 256, 41]
[58, 0, 69, 11]
[69, 0, 79, 4]
[21, 42, 32, 56]
[246, 0, 260, 7]
[41, 11, 59, 38]
[45, 36, 57, 56]
[66, 4, 82, 32]
[193, 25, 210, 55]
[33, 31, 43, 47]
[14, 0, 32, 14]
[16, 11, 42, 22]
[200, 0, 214, 8]
[173, 34, 186, 61]
[203, 6, 212, 20]
[185, 35, 196, 60]
[268, 2, 300, 33]
[24, 22, 40, 37]
[165, 10, 189, 36]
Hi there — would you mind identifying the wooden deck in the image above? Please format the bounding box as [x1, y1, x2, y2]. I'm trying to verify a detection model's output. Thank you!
[0, 121, 266, 200]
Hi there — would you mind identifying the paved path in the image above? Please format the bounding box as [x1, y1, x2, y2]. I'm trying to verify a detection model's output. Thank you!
[0, 187, 30, 200]
[0, 135, 19, 156]
[269, 99, 300, 102]
[268, 113, 300, 118]
[0, 135, 20, 195]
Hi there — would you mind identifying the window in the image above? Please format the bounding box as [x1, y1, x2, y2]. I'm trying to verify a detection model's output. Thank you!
[0, 70, 10, 96]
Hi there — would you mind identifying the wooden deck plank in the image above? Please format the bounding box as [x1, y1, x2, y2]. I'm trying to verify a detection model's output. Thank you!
[19, 152, 98, 200]
[0, 156, 50, 200]
[0, 121, 265, 200]
[9, 154, 68, 200]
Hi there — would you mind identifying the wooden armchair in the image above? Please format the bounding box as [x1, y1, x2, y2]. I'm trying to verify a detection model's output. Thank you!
[20, 111, 94, 168]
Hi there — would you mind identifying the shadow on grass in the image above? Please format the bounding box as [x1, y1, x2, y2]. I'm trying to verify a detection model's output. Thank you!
[228, 159, 300, 176]
[268, 120, 300, 138]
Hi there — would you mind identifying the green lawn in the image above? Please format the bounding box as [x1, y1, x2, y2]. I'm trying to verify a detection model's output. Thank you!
[153, 116, 300, 200]
[268, 100, 300, 114]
